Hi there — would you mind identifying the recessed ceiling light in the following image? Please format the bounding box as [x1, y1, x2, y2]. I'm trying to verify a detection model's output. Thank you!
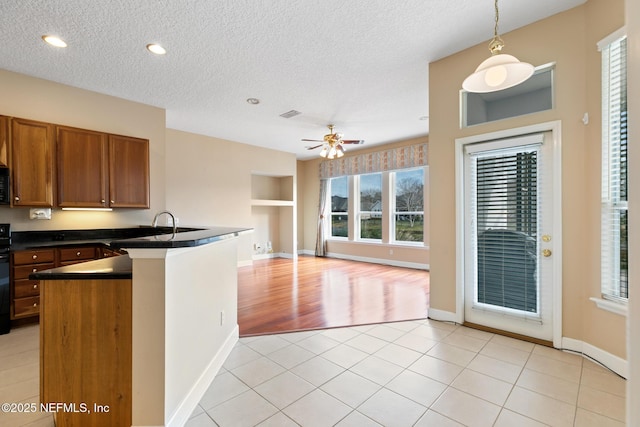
[246, 98, 260, 105]
[146, 44, 166, 55]
[42, 35, 67, 48]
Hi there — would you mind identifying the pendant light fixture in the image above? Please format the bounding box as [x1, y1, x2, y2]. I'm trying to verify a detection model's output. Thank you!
[462, 0, 534, 93]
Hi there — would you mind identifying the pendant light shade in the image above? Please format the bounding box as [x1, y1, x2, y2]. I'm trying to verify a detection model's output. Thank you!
[462, 0, 534, 93]
[462, 53, 534, 93]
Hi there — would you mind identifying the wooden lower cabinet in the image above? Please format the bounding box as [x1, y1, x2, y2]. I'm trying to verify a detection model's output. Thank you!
[58, 246, 96, 266]
[11, 249, 55, 319]
[10, 246, 108, 320]
[40, 278, 132, 427]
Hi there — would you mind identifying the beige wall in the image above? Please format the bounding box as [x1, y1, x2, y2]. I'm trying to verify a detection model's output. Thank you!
[164, 129, 296, 263]
[429, 0, 625, 358]
[298, 136, 430, 267]
[0, 69, 167, 231]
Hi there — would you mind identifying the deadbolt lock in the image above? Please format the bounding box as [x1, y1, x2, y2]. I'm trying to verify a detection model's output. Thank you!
[542, 235, 552, 242]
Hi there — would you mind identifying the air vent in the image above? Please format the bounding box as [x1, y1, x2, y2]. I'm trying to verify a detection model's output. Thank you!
[280, 110, 302, 119]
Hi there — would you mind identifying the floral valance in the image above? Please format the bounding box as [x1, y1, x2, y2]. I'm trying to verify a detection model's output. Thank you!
[319, 143, 428, 179]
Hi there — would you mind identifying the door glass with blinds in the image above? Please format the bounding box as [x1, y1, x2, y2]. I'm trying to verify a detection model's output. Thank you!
[464, 133, 554, 341]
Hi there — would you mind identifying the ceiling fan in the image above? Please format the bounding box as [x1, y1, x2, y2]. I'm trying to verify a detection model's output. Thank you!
[302, 124, 364, 159]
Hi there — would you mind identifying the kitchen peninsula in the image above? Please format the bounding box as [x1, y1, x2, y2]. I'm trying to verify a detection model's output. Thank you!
[30, 226, 250, 427]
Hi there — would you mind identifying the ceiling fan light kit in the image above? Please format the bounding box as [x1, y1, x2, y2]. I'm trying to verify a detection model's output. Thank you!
[304, 124, 363, 160]
[462, 0, 534, 93]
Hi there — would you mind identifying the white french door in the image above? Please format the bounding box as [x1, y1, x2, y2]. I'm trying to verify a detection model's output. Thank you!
[461, 131, 558, 342]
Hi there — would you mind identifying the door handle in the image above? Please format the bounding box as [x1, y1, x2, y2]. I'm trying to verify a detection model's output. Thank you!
[542, 249, 552, 257]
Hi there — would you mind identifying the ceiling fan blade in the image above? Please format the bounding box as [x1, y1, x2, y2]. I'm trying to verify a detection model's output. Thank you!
[306, 144, 324, 150]
[341, 139, 365, 145]
[302, 138, 323, 142]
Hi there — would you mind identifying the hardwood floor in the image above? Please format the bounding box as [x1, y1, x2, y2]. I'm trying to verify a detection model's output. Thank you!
[238, 256, 430, 336]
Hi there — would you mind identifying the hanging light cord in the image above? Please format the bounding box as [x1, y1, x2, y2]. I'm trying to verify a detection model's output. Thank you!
[489, 0, 504, 55]
[494, 0, 499, 39]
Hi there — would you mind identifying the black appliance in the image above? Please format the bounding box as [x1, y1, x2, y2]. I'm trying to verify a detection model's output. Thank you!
[0, 223, 10, 334]
[0, 168, 9, 205]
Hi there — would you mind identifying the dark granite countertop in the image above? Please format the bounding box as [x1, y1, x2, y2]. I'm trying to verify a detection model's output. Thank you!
[30, 255, 132, 280]
[109, 226, 251, 249]
[20, 225, 251, 280]
[11, 225, 251, 251]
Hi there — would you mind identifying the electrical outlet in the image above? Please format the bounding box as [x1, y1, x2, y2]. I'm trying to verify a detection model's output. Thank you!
[389, 249, 394, 255]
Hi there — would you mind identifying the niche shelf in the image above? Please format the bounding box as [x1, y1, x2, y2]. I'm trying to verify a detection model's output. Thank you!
[250, 173, 296, 260]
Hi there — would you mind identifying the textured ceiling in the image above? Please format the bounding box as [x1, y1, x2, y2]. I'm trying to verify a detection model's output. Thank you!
[0, 0, 585, 159]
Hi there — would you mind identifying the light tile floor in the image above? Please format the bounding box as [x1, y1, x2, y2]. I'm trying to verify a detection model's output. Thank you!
[0, 320, 627, 426]
[186, 319, 627, 427]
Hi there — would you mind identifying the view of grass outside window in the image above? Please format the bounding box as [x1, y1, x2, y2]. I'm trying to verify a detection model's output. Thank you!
[394, 168, 424, 242]
[359, 173, 382, 239]
[330, 176, 348, 237]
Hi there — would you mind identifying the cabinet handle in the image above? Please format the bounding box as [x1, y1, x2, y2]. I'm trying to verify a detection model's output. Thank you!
[15, 196, 20, 202]
[32, 254, 37, 260]
[110, 200, 115, 204]
[33, 284, 38, 289]
[101, 199, 106, 204]
[76, 251, 81, 257]
[33, 303, 37, 307]
[32, 268, 37, 272]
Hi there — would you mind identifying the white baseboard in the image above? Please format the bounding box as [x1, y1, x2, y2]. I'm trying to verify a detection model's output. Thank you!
[427, 308, 459, 323]
[166, 325, 239, 427]
[562, 337, 628, 379]
[252, 253, 277, 260]
[278, 252, 295, 259]
[325, 252, 429, 270]
[299, 249, 315, 256]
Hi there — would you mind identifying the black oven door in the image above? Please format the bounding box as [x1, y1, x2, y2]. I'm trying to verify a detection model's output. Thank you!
[0, 250, 10, 334]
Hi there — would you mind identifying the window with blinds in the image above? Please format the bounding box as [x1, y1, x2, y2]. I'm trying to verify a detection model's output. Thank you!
[470, 146, 540, 314]
[599, 29, 628, 301]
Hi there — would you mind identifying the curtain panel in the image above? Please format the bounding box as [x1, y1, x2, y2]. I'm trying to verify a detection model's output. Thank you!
[315, 179, 329, 256]
[318, 143, 428, 179]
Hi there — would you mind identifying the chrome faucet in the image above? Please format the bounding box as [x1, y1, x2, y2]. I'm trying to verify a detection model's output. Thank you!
[152, 210, 177, 235]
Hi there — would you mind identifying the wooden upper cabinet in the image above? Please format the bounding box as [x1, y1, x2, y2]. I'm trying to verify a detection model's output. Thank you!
[11, 118, 54, 207]
[57, 126, 108, 208]
[0, 116, 9, 167]
[109, 135, 149, 208]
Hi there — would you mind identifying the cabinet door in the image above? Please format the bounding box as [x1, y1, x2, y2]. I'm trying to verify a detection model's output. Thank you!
[0, 116, 8, 167]
[109, 135, 149, 208]
[11, 118, 54, 207]
[57, 126, 108, 208]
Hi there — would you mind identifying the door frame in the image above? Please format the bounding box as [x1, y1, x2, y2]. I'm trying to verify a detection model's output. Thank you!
[454, 121, 563, 348]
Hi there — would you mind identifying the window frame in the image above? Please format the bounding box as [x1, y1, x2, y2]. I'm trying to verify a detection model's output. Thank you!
[329, 176, 349, 239]
[356, 173, 383, 242]
[326, 168, 428, 247]
[391, 167, 425, 245]
[599, 27, 628, 302]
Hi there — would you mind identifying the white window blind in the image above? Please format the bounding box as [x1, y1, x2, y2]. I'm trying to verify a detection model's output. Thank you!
[468, 143, 541, 314]
[600, 29, 628, 300]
